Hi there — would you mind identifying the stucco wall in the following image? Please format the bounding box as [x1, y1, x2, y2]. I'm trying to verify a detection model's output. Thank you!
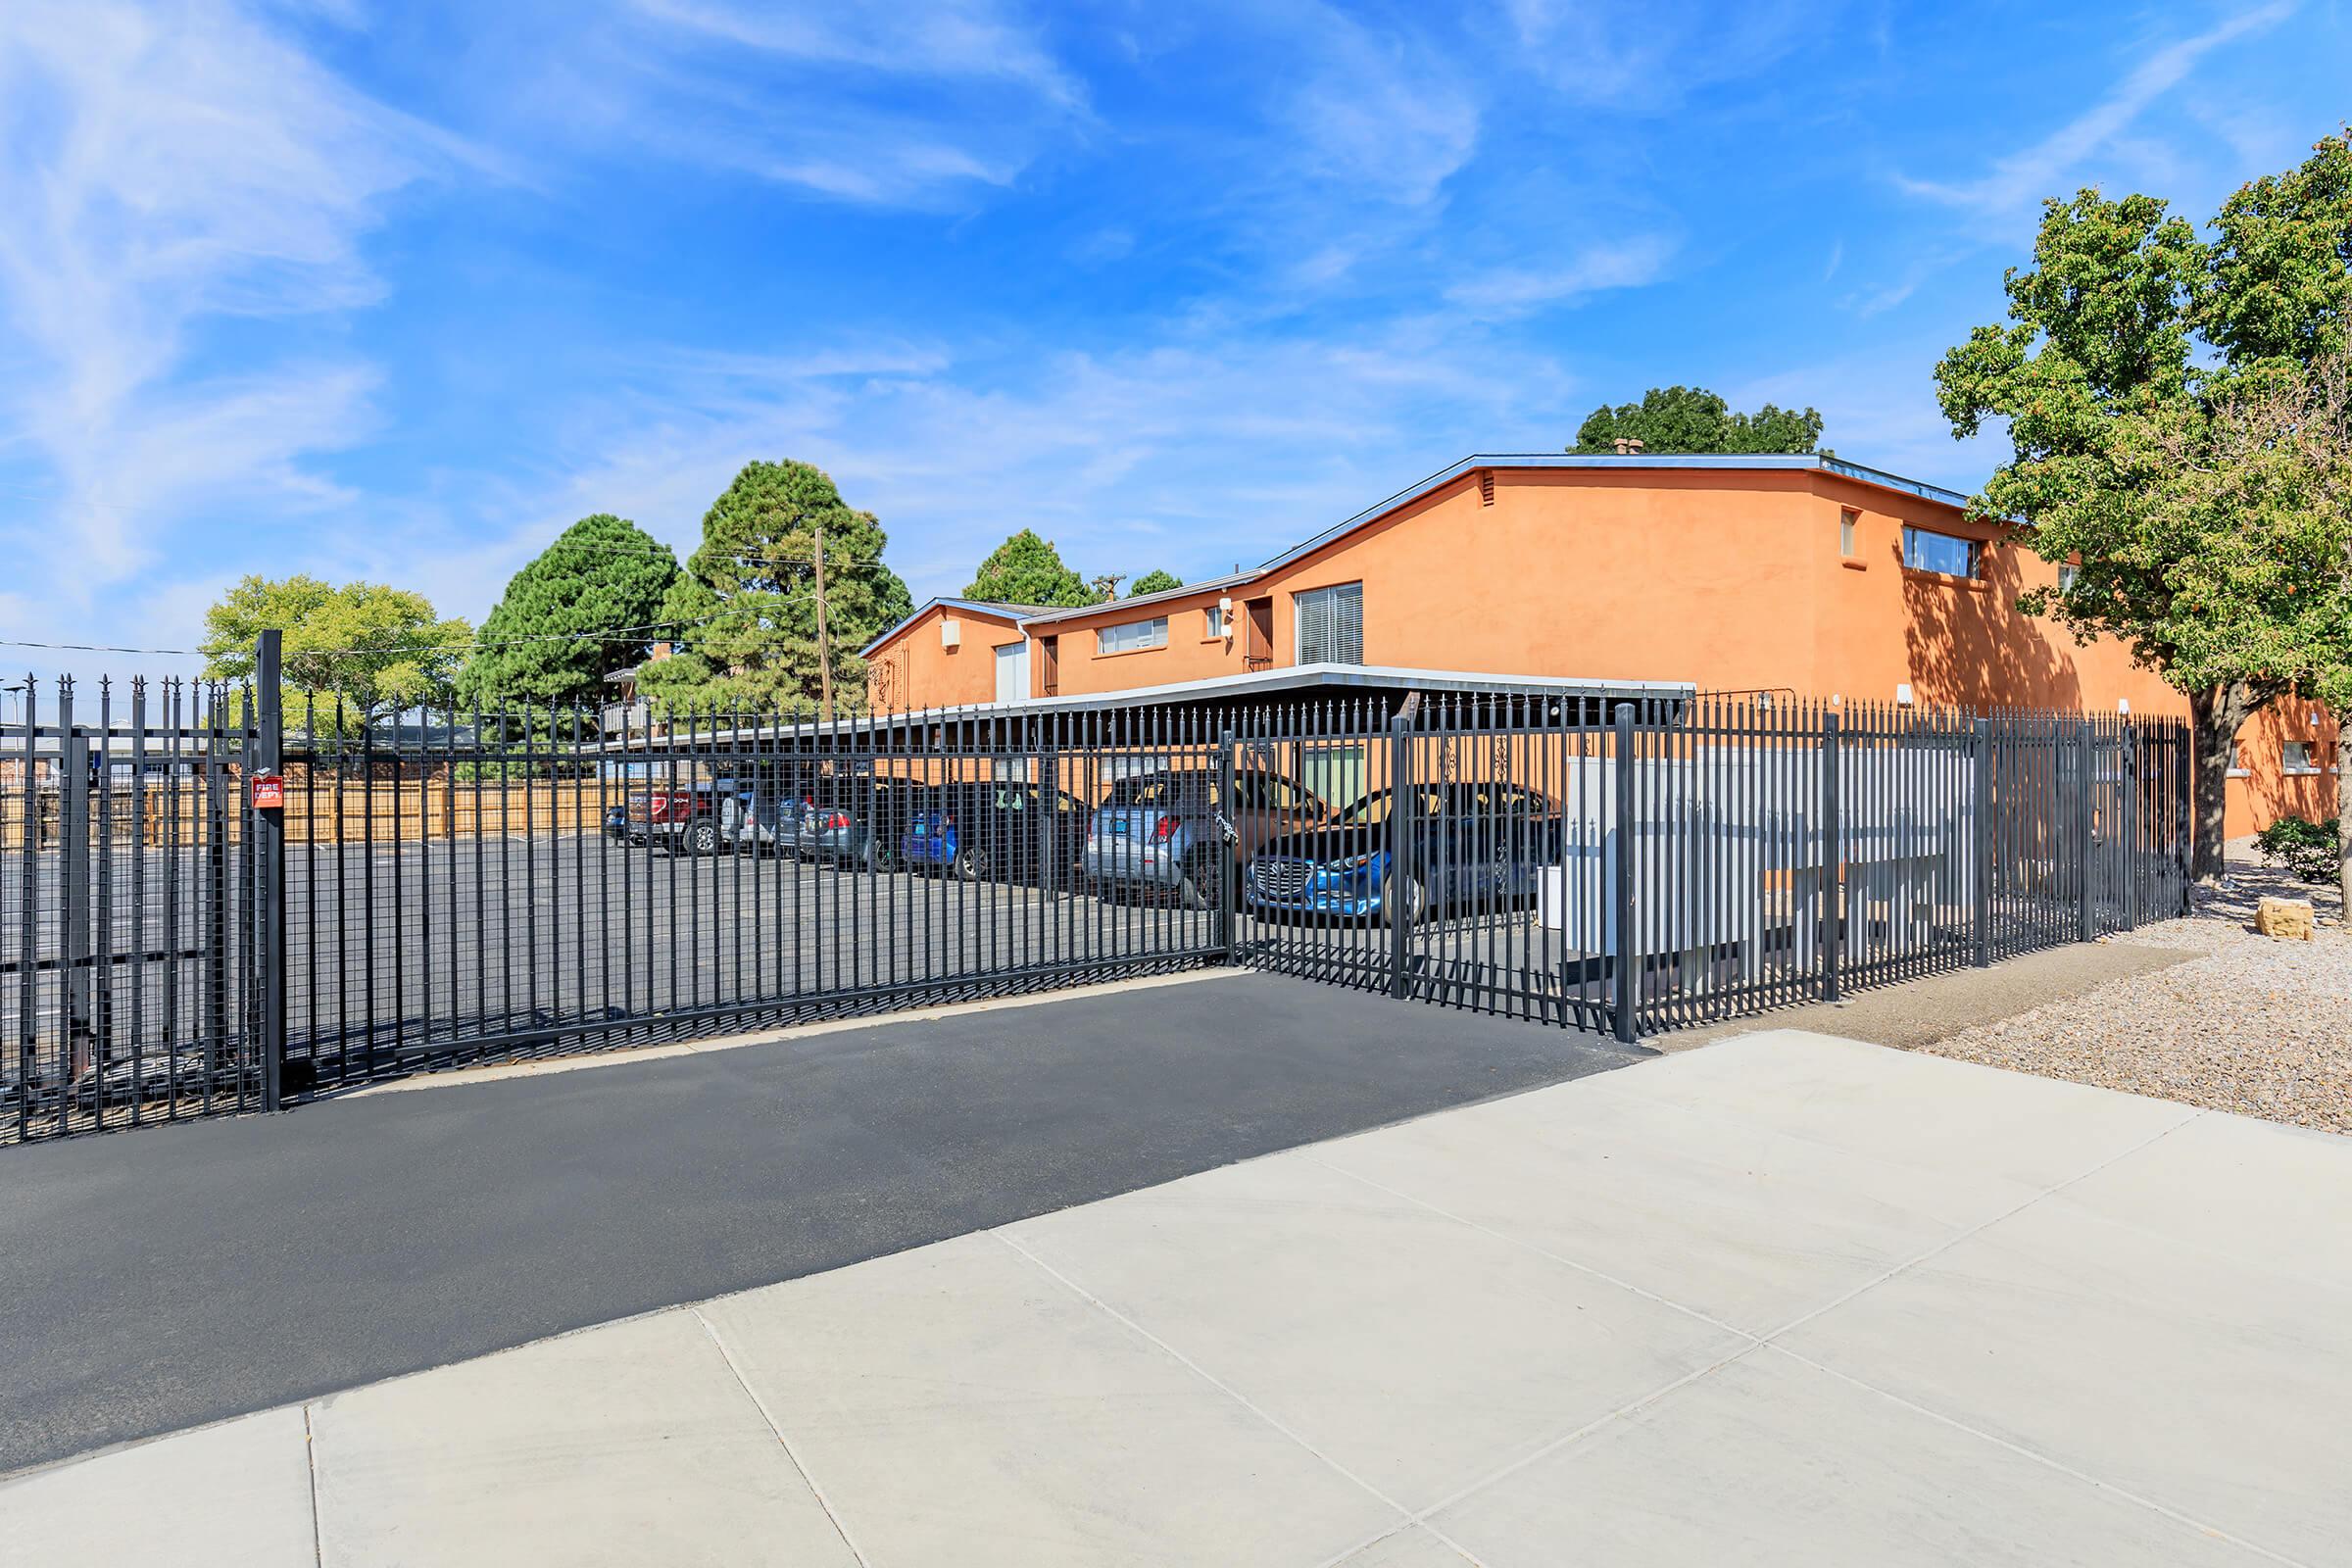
[861, 465, 2334, 834]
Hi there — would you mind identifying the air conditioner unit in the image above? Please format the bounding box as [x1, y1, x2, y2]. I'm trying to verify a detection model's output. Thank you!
[941, 618, 960, 650]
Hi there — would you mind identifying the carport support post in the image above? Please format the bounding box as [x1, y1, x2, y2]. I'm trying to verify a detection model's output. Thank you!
[254, 630, 285, 1114]
[1973, 716, 1993, 968]
[1610, 702, 1638, 1044]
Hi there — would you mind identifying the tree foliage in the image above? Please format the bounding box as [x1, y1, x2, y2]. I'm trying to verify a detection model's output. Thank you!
[1571, 386, 1823, 455]
[200, 575, 471, 731]
[1128, 568, 1184, 596]
[1934, 130, 2352, 880]
[634, 461, 913, 715]
[963, 529, 1102, 608]
[456, 514, 679, 717]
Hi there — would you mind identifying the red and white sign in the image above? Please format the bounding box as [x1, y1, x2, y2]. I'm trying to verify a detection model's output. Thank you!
[250, 771, 285, 810]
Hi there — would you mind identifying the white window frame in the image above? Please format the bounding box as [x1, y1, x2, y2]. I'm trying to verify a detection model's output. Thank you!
[1902, 525, 1982, 578]
[1294, 580, 1364, 665]
[2058, 564, 2081, 594]
[1838, 508, 1857, 558]
[2282, 741, 2321, 776]
[1202, 604, 1226, 639]
[1096, 616, 1168, 656]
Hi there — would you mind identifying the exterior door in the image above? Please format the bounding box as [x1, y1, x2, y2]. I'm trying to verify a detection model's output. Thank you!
[1243, 597, 1273, 667]
[993, 641, 1030, 705]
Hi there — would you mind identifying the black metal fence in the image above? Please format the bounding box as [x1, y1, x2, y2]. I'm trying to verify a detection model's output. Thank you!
[4, 662, 2191, 1147]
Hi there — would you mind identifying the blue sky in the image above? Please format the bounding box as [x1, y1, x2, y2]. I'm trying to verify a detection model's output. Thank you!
[0, 0, 2342, 683]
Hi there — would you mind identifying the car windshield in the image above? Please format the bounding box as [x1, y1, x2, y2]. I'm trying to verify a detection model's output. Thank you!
[1105, 773, 1214, 811]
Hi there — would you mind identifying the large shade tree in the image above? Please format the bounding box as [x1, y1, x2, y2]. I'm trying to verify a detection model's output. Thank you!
[1571, 386, 1823, 455]
[1128, 568, 1184, 596]
[200, 575, 471, 732]
[457, 514, 679, 720]
[634, 460, 912, 715]
[1935, 130, 2352, 880]
[964, 529, 1102, 608]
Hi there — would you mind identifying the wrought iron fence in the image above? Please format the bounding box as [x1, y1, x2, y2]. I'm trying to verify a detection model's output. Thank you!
[3, 650, 2193, 1147]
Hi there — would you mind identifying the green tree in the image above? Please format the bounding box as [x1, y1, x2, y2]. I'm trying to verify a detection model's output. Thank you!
[1935, 130, 2352, 879]
[456, 514, 680, 720]
[636, 460, 913, 716]
[199, 575, 471, 732]
[1128, 568, 1184, 596]
[1571, 386, 1823, 455]
[963, 529, 1102, 608]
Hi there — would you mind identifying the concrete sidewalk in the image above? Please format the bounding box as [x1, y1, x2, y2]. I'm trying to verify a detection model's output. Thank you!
[8, 1030, 2345, 1566]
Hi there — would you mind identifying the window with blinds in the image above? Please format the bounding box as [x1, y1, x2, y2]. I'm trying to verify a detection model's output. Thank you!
[1096, 616, 1167, 656]
[1293, 581, 1363, 664]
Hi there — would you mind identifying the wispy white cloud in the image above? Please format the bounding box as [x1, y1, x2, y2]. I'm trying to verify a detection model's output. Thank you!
[1893, 1, 2294, 217]
[0, 0, 444, 598]
[1502, 0, 1817, 109]
[1277, 7, 1481, 207]
[559, 0, 1087, 208]
[1444, 235, 1678, 316]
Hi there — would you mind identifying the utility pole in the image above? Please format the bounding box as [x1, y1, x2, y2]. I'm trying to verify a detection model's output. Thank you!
[812, 527, 834, 721]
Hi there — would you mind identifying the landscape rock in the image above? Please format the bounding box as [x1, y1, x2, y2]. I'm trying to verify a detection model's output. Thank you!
[2256, 897, 2317, 941]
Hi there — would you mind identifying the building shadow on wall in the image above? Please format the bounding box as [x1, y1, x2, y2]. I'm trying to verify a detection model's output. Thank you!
[1900, 545, 2083, 712]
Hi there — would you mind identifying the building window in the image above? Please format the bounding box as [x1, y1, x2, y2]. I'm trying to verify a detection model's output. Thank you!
[2283, 741, 2320, 775]
[1294, 581, 1364, 665]
[2058, 563, 2081, 594]
[1902, 525, 1981, 578]
[1096, 616, 1168, 656]
[1838, 508, 1857, 558]
[1203, 604, 1226, 638]
[2228, 744, 2250, 779]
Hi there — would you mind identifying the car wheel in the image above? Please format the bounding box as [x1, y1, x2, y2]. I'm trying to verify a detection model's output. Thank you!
[861, 838, 893, 873]
[1176, 855, 1222, 910]
[954, 845, 990, 881]
[1380, 868, 1425, 927]
[689, 821, 719, 857]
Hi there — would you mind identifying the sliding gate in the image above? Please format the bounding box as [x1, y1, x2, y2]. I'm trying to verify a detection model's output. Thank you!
[1231, 694, 2193, 1038]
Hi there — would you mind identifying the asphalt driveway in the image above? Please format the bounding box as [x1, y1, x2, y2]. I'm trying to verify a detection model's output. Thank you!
[0, 970, 1636, 1475]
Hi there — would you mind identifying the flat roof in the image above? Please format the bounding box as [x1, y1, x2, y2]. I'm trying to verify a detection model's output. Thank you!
[605, 662, 1692, 749]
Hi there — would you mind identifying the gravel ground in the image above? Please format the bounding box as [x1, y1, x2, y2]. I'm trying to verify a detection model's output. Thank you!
[1919, 854, 2351, 1134]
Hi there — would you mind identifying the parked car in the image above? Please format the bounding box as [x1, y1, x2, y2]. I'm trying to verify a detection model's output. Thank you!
[1242, 783, 1563, 923]
[903, 781, 1092, 883]
[623, 780, 734, 855]
[730, 774, 931, 872]
[1082, 767, 1329, 908]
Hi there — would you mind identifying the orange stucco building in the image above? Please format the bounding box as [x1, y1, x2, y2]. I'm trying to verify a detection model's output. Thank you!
[861, 455, 2337, 837]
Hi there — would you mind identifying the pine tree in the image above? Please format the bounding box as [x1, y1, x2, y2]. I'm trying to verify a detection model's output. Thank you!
[457, 514, 679, 720]
[964, 530, 1101, 608]
[1128, 569, 1184, 596]
[635, 461, 913, 714]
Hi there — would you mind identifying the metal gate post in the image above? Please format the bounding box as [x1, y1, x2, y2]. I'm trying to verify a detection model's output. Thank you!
[2075, 720, 2096, 944]
[1215, 727, 1237, 962]
[2121, 722, 2138, 932]
[2175, 727, 2192, 915]
[59, 682, 93, 1085]
[1610, 703, 1638, 1043]
[1388, 711, 1412, 1000]
[254, 631, 286, 1112]
[1819, 709, 1842, 1002]
[1973, 716, 1993, 967]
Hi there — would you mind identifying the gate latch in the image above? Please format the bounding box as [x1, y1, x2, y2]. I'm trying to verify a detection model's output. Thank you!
[1212, 810, 1240, 844]
[250, 770, 285, 810]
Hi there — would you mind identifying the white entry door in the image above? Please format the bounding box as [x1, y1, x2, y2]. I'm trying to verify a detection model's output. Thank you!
[994, 640, 1030, 704]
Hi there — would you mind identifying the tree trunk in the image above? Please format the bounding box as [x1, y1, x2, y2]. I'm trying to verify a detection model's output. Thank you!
[2338, 761, 2351, 916]
[2185, 682, 2261, 883]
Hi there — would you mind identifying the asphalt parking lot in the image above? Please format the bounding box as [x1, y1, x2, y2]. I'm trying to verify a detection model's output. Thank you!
[0, 969, 1636, 1476]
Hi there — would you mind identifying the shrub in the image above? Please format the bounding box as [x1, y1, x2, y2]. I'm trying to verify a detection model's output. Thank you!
[2254, 815, 2341, 884]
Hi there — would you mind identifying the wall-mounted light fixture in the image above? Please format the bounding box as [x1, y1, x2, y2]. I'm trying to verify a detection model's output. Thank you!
[941, 618, 960, 650]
